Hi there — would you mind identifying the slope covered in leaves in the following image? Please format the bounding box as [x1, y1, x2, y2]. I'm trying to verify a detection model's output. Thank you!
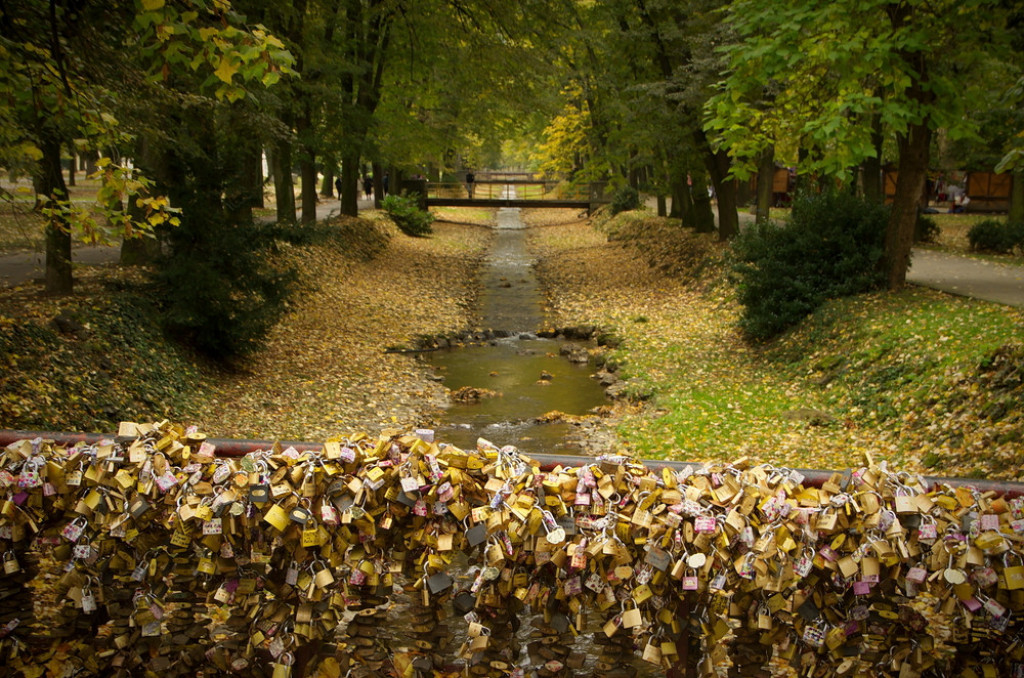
[196, 214, 492, 441]
[528, 208, 1024, 480]
[0, 267, 215, 432]
[0, 214, 491, 440]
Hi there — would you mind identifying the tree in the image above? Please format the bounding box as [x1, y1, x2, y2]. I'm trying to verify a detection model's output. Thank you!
[531, 0, 741, 238]
[0, 0, 293, 294]
[707, 0, 1017, 288]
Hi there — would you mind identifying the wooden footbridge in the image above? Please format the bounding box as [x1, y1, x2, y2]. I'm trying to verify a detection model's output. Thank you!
[402, 173, 606, 212]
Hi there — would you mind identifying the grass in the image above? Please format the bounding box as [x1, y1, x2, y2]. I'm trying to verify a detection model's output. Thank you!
[614, 260, 1024, 477]
[530, 208, 1024, 479]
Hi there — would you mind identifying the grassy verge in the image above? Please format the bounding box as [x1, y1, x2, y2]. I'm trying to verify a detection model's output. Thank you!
[529, 208, 1024, 480]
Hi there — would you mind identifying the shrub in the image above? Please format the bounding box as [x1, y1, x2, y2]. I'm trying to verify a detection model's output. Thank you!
[154, 215, 298, 362]
[610, 185, 641, 215]
[382, 193, 434, 237]
[967, 219, 1024, 254]
[731, 191, 889, 341]
[915, 214, 940, 243]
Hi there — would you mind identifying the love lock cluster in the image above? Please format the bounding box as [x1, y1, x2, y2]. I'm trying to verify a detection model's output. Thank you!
[1, 420, 1023, 678]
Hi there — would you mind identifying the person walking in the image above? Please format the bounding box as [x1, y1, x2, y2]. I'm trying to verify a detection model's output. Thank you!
[465, 171, 475, 199]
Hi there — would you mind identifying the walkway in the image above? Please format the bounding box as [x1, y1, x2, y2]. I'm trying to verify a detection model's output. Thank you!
[907, 249, 1024, 309]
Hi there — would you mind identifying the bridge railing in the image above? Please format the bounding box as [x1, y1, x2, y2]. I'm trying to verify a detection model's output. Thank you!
[424, 181, 592, 202]
[3, 424, 1023, 678]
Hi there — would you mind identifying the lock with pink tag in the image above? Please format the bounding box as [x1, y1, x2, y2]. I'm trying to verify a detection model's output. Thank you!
[694, 514, 717, 534]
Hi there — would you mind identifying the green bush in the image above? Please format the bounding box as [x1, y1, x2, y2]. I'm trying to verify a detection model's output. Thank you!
[731, 191, 889, 341]
[915, 214, 940, 243]
[610, 185, 641, 215]
[967, 219, 1024, 254]
[382, 193, 434, 237]
[154, 215, 298, 362]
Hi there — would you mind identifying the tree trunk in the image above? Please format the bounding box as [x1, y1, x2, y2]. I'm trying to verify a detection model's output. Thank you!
[1009, 171, 1024, 224]
[296, 102, 318, 225]
[694, 129, 739, 240]
[690, 171, 716, 234]
[372, 162, 384, 207]
[859, 113, 884, 204]
[67, 148, 76, 187]
[755, 145, 775, 223]
[321, 167, 335, 197]
[256, 148, 265, 208]
[82, 150, 98, 175]
[669, 180, 683, 219]
[223, 110, 262, 226]
[120, 197, 161, 265]
[885, 121, 931, 290]
[272, 134, 296, 223]
[656, 194, 666, 217]
[300, 157, 318, 224]
[339, 150, 360, 216]
[39, 135, 72, 294]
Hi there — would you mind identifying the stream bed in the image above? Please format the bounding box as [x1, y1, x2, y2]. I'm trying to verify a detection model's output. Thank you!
[426, 205, 607, 455]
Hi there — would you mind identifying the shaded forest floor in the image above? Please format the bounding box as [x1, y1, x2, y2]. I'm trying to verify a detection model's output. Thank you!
[1, 206, 1023, 480]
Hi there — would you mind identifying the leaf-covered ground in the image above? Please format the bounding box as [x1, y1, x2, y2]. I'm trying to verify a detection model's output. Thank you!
[527, 208, 1024, 480]
[2, 205, 1022, 482]
[0, 212, 492, 440]
[196, 212, 492, 440]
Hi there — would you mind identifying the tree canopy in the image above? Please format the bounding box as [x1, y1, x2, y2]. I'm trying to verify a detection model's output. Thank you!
[2, 0, 1021, 351]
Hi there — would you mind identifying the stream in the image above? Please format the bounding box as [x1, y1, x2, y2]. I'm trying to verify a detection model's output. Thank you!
[426, 202, 607, 455]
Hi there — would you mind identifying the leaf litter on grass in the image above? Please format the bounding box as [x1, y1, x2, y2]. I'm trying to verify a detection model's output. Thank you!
[525, 208, 1024, 480]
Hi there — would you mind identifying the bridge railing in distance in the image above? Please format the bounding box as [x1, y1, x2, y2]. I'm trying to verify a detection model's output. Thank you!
[423, 182, 592, 202]
[3, 423, 1022, 678]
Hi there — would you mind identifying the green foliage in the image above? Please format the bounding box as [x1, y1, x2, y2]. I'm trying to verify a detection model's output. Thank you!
[0, 287, 211, 432]
[382, 194, 434, 237]
[967, 218, 1024, 254]
[915, 214, 940, 243]
[731, 191, 889, 340]
[610, 186, 641, 215]
[154, 215, 298, 362]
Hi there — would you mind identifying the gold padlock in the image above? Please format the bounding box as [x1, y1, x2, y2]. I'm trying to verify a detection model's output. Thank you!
[271, 652, 294, 678]
[1003, 553, 1024, 590]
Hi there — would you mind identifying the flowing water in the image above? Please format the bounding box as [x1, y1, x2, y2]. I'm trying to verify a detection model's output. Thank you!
[426, 200, 606, 455]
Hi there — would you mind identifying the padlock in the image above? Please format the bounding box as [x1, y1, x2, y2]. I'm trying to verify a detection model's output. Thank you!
[312, 560, 335, 588]
[1002, 553, 1024, 590]
[263, 503, 290, 531]
[271, 652, 294, 678]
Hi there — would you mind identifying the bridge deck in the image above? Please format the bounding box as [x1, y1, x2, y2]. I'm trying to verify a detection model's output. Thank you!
[426, 197, 591, 209]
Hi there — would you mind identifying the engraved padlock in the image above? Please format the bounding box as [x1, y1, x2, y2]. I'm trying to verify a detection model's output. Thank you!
[1002, 552, 1024, 590]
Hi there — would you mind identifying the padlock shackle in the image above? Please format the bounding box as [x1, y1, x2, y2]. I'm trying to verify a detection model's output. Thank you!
[4, 428, 1024, 498]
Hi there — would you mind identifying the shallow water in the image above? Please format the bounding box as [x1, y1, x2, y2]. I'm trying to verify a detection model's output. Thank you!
[427, 204, 607, 456]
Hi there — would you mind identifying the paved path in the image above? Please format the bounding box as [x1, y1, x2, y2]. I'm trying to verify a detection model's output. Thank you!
[907, 249, 1024, 309]
[2, 204, 1023, 311]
